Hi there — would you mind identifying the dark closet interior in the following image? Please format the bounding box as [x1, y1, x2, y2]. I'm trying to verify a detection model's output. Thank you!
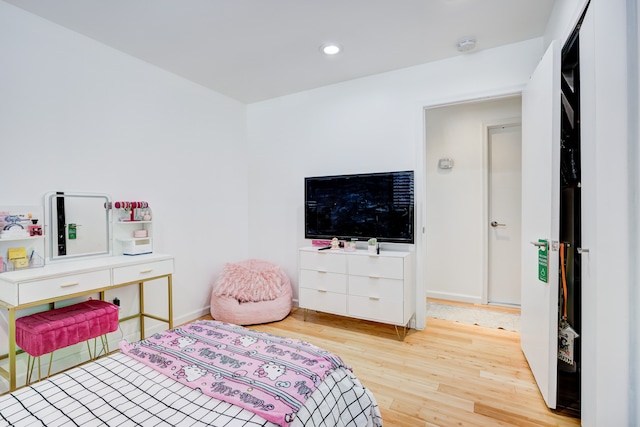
[557, 27, 582, 417]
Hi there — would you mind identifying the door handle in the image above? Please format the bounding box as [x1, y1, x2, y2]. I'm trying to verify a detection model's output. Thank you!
[490, 221, 506, 227]
[577, 248, 589, 254]
[530, 241, 547, 247]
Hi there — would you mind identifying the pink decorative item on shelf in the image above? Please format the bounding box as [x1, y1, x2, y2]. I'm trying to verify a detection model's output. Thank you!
[133, 229, 148, 238]
[312, 239, 332, 246]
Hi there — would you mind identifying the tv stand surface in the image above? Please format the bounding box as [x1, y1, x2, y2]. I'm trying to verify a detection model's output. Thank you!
[298, 247, 415, 334]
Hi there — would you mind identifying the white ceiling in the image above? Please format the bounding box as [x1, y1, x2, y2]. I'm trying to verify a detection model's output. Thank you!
[4, 0, 556, 104]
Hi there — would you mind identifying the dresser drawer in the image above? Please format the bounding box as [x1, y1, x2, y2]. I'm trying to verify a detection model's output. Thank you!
[299, 250, 346, 274]
[19, 270, 111, 304]
[299, 288, 347, 316]
[112, 259, 174, 285]
[348, 254, 404, 279]
[348, 295, 404, 325]
[299, 269, 347, 294]
[348, 276, 403, 301]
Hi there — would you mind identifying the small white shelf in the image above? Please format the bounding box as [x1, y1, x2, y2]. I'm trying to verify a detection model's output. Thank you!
[0, 235, 45, 242]
[113, 213, 153, 256]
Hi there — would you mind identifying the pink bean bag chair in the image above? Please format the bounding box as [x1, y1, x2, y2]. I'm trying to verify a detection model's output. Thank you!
[210, 259, 292, 325]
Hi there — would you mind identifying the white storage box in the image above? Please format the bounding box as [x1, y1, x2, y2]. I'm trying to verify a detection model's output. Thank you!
[122, 238, 153, 255]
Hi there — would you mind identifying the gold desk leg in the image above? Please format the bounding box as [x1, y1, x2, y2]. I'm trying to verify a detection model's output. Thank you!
[139, 281, 145, 340]
[167, 274, 173, 329]
[8, 307, 16, 391]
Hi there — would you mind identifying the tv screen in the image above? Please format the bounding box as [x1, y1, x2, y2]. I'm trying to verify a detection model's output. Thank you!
[305, 170, 414, 244]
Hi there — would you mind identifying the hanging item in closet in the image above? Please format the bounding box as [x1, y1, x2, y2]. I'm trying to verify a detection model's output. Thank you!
[558, 243, 579, 365]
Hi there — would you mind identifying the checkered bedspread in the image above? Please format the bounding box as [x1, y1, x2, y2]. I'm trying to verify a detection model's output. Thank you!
[0, 341, 381, 427]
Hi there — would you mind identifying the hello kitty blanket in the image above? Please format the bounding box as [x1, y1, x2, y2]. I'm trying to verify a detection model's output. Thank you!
[119, 320, 351, 426]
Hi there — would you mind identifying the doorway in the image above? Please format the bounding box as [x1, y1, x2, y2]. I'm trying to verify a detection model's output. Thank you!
[424, 96, 522, 305]
[487, 124, 522, 306]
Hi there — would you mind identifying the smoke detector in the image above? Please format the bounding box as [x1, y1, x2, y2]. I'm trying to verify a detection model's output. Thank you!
[456, 37, 476, 53]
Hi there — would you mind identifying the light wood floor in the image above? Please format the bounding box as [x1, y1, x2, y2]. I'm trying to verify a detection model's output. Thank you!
[202, 306, 580, 427]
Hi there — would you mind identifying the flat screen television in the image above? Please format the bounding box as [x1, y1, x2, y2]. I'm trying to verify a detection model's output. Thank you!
[305, 170, 414, 244]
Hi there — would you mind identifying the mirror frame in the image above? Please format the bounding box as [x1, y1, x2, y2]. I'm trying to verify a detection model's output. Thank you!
[44, 192, 112, 262]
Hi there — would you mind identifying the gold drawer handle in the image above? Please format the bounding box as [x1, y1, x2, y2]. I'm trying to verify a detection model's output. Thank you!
[60, 282, 79, 288]
[369, 296, 380, 300]
[317, 289, 327, 293]
[317, 270, 327, 274]
[140, 268, 153, 274]
[369, 275, 380, 279]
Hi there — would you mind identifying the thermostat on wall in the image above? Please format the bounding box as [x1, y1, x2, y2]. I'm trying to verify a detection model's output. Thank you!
[438, 158, 454, 169]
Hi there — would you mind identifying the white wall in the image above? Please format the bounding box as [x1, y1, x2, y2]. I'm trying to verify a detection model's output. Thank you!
[246, 39, 543, 318]
[424, 97, 521, 303]
[0, 2, 249, 331]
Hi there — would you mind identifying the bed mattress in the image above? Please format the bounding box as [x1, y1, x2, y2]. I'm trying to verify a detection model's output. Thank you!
[0, 321, 382, 427]
[0, 352, 275, 427]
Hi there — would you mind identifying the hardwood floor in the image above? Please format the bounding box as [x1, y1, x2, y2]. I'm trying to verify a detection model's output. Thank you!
[202, 307, 580, 426]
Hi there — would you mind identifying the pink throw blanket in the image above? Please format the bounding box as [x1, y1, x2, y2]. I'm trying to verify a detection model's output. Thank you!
[119, 320, 350, 426]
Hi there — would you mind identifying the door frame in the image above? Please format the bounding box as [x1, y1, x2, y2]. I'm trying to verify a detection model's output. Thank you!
[482, 118, 522, 305]
[417, 88, 522, 318]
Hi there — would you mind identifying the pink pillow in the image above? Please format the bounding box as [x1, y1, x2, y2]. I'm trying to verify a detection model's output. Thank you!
[213, 260, 284, 302]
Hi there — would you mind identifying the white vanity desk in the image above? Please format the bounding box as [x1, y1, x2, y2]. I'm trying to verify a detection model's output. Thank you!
[0, 252, 174, 392]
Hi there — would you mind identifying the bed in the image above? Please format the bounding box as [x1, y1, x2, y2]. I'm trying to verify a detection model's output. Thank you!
[0, 320, 382, 427]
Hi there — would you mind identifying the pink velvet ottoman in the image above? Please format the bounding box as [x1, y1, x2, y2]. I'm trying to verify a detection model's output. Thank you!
[16, 299, 119, 358]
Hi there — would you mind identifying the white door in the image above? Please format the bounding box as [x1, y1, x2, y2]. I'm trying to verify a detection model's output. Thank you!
[488, 124, 522, 306]
[520, 41, 561, 409]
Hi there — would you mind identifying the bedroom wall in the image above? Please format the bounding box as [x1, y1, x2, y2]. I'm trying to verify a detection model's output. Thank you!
[0, 1, 249, 346]
[245, 38, 543, 317]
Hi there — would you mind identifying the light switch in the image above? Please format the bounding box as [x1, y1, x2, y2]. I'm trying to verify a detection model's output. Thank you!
[438, 158, 454, 169]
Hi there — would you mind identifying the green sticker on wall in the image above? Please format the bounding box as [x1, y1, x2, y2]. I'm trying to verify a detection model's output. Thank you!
[538, 239, 548, 283]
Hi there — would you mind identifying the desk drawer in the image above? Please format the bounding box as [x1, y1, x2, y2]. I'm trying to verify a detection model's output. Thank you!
[112, 259, 173, 284]
[19, 270, 111, 304]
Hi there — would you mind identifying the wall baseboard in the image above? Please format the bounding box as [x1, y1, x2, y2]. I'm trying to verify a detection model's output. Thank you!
[426, 291, 482, 305]
[177, 307, 212, 325]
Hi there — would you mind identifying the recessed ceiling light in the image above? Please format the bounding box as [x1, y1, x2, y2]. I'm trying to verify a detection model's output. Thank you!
[320, 44, 341, 55]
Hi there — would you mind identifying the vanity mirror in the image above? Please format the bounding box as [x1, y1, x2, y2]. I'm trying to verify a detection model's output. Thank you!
[44, 192, 111, 262]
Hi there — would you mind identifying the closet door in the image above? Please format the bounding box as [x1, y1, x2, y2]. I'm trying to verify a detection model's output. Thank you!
[520, 40, 561, 409]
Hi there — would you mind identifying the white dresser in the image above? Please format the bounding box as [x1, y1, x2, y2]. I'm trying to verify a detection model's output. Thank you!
[298, 247, 415, 328]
